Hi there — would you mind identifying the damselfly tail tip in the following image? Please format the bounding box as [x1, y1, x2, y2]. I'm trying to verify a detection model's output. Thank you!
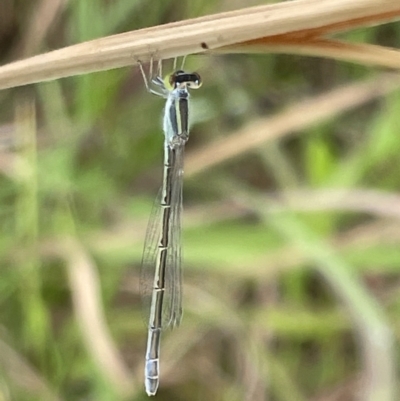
[145, 379, 159, 397]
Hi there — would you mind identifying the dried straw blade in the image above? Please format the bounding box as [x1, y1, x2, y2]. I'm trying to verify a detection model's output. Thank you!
[0, 0, 399, 89]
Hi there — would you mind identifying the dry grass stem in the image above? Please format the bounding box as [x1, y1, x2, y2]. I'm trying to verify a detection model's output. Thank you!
[0, 0, 399, 89]
[186, 74, 400, 177]
[64, 238, 132, 396]
[227, 39, 400, 70]
[275, 189, 400, 220]
[10, 0, 69, 59]
[0, 339, 61, 401]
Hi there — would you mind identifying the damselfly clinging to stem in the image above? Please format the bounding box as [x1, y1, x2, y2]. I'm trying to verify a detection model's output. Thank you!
[138, 58, 202, 396]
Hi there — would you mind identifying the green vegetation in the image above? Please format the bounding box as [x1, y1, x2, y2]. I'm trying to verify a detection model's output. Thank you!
[0, 1, 399, 400]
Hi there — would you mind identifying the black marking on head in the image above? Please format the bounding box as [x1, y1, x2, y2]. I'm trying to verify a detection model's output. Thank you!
[169, 71, 202, 89]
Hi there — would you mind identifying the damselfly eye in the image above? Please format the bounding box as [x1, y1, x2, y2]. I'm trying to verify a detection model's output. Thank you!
[187, 72, 202, 89]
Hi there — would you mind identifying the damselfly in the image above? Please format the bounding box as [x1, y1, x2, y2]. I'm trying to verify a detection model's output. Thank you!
[138, 59, 202, 396]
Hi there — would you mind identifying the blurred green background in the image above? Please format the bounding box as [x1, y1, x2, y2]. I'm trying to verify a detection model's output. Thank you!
[0, 1, 399, 400]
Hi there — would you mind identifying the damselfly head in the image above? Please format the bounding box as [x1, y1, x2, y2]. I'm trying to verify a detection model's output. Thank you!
[168, 70, 202, 90]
